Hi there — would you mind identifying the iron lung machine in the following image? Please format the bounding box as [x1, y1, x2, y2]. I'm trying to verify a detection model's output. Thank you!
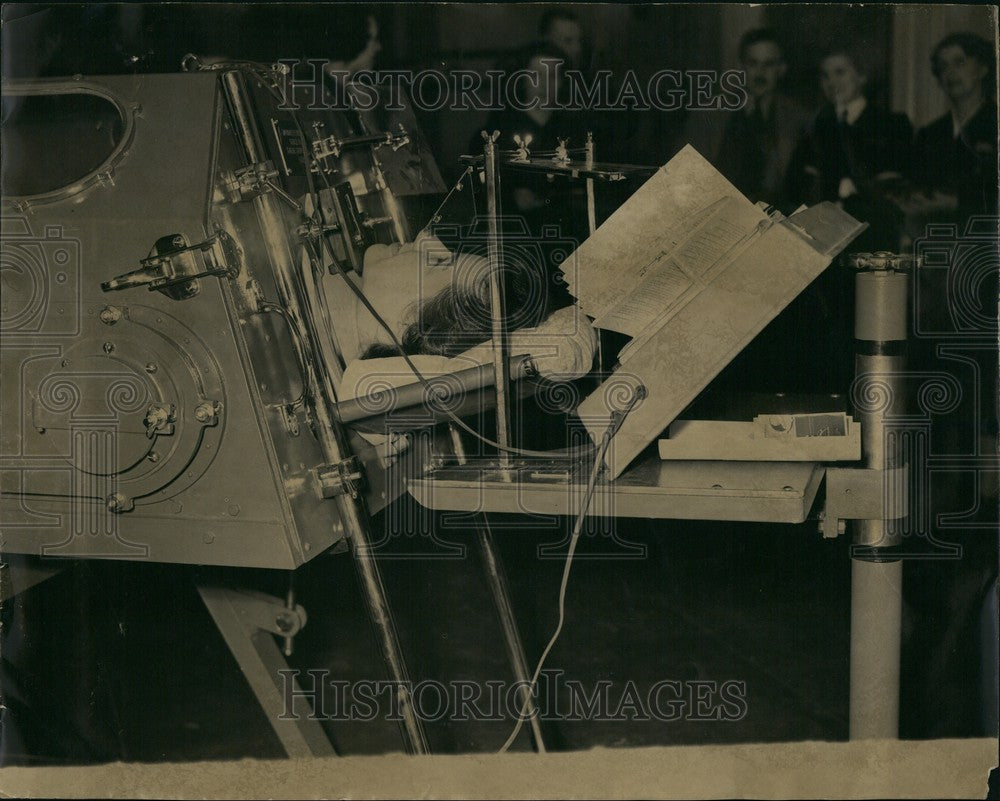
[1, 69, 443, 569]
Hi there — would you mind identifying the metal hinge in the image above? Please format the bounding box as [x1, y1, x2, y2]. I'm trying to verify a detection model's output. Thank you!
[315, 457, 364, 499]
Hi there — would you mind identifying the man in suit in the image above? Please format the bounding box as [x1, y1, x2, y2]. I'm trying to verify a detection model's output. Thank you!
[714, 28, 812, 210]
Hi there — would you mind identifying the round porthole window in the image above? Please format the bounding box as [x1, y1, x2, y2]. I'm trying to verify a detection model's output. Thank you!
[2, 83, 134, 206]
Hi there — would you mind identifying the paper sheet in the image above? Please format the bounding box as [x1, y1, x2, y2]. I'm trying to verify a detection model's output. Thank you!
[567, 146, 867, 479]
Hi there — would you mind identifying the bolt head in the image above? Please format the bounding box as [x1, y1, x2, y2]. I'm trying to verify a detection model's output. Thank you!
[99, 306, 122, 325]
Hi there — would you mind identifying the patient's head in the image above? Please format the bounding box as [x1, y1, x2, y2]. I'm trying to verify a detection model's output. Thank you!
[361, 256, 552, 359]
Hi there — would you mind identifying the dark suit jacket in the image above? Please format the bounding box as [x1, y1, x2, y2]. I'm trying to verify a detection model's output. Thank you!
[788, 102, 913, 252]
[714, 94, 812, 209]
[913, 102, 998, 216]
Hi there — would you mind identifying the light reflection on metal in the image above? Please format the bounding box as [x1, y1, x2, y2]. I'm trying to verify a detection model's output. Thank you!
[481, 130, 513, 473]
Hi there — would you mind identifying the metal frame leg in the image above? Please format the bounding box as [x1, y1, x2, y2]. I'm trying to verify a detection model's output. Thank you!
[475, 520, 547, 752]
[449, 425, 545, 751]
[197, 584, 336, 758]
[348, 531, 431, 754]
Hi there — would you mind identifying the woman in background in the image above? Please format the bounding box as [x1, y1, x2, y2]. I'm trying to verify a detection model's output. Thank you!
[791, 47, 914, 253]
[779, 47, 913, 393]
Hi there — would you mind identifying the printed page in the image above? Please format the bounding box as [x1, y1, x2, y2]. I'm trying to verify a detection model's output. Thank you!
[564, 146, 768, 323]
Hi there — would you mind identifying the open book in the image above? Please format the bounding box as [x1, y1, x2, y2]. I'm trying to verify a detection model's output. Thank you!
[565, 145, 867, 479]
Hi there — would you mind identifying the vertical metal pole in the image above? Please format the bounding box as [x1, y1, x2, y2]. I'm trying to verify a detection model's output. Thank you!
[482, 130, 513, 470]
[849, 258, 909, 740]
[583, 132, 603, 372]
[221, 71, 429, 754]
[584, 131, 597, 237]
[448, 426, 546, 752]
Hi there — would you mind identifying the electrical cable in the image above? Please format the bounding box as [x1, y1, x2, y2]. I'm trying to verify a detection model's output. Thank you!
[496, 392, 643, 753]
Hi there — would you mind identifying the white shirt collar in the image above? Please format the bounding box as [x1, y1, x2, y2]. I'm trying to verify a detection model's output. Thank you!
[836, 96, 867, 126]
[952, 100, 984, 137]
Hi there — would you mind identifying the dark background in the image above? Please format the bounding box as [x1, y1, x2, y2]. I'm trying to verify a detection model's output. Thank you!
[1, 3, 896, 179]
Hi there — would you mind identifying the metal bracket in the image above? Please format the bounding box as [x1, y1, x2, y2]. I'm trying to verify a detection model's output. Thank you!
[311, 123, 410, 163]
[196, 585, 334, 758]
[101, 231, 241, 301]
[211, 587, 308, 640]
[315, 457, 364, 499]
[219, 160, 280, 204]
[820, 466, 909, 538]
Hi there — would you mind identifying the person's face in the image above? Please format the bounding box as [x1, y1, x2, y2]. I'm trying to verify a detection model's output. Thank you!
[820, 54, 866, 107]
[934, 44, 988, 103]
[742, 40, 786, 100]
[547, 19, 583, 64]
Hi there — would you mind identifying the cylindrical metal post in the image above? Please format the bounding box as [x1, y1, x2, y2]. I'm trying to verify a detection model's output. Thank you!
[848, 255, 911, 740]
[849, 558, 902, 738]
[482, 131, 513, 470]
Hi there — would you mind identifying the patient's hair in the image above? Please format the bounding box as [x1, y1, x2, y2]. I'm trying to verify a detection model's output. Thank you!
[360, 256, 555, 360]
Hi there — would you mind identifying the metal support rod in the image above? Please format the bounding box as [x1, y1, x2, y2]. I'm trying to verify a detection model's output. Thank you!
[848, 261, 909, 740]
[482, 130, 513, 470]
[475, 522, 548, 752]
[449, 427, 546, 752]
[221, 71, 429, 754]
[583, 132, 602, 372]
[584, 132, 597, 237]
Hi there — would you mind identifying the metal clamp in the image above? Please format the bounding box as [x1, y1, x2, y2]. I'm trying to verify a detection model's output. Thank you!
[143, 402, 176, 438]
[820, 465, 909, 538]
[219, 161, 279, 203]
[315, 457, 364, 499]
[312, 124, 410, 163]
[101, 231, 241, 301]
[194, 400, 222, 427]
[848, 252, 921, 272]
